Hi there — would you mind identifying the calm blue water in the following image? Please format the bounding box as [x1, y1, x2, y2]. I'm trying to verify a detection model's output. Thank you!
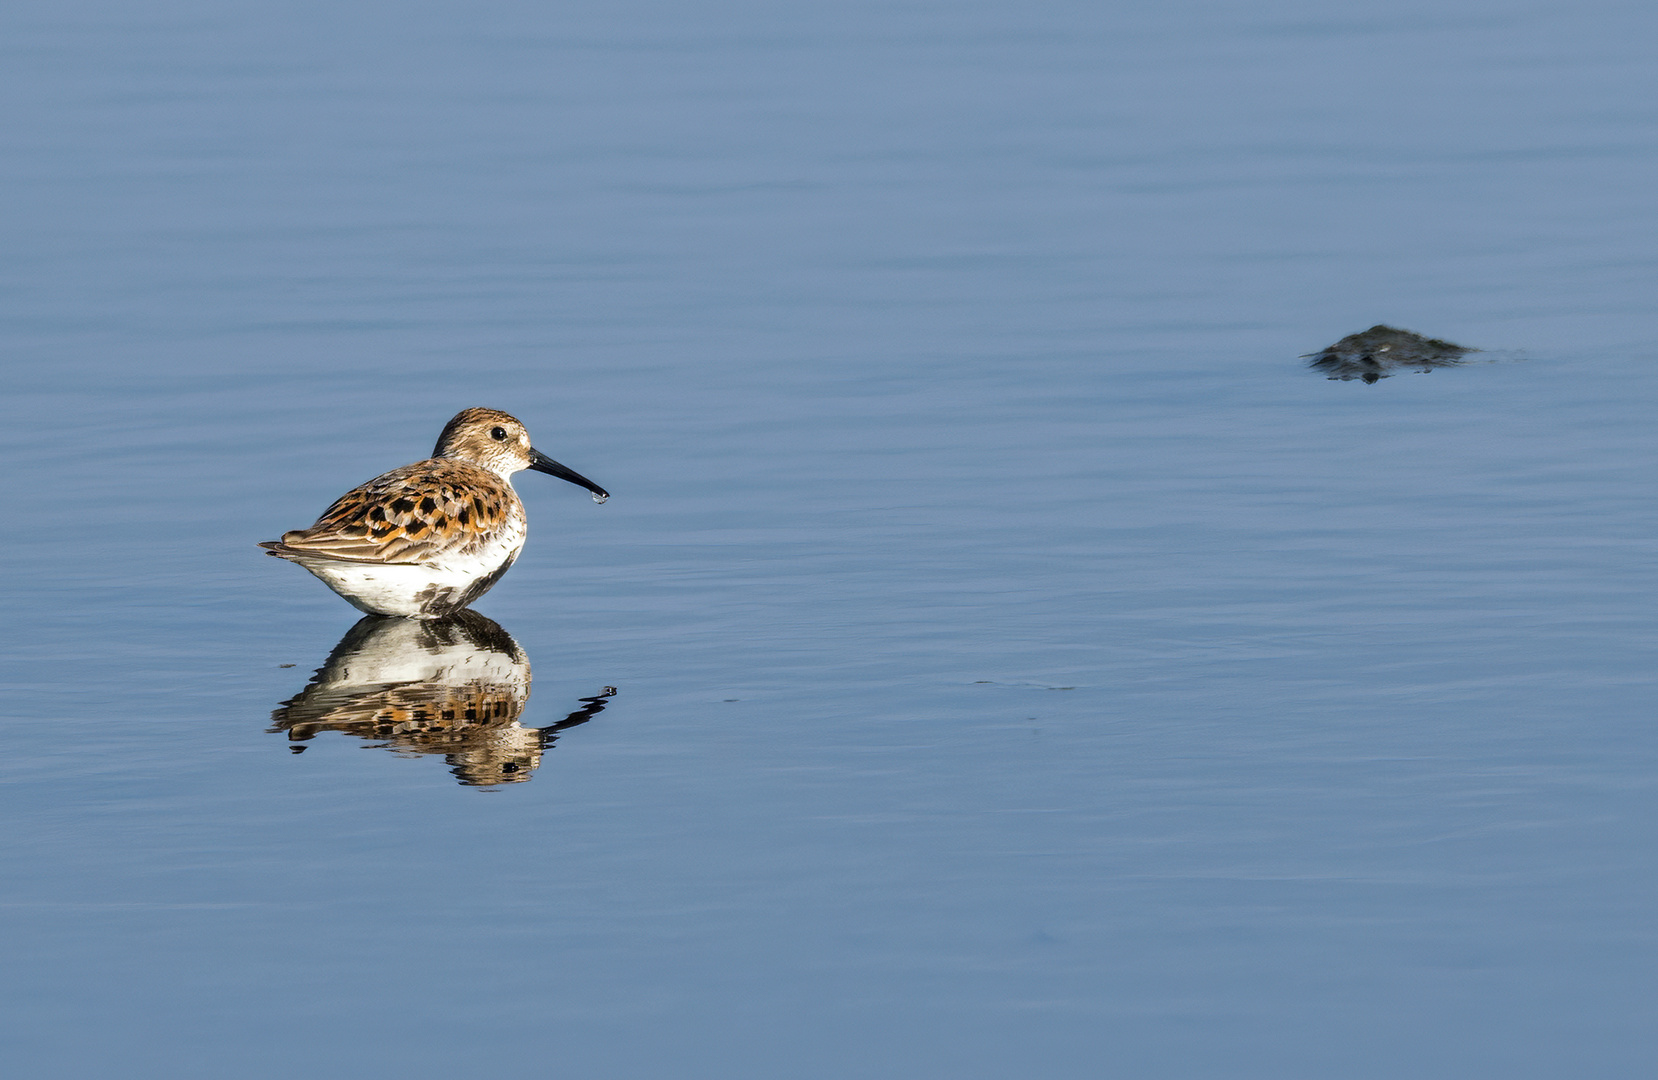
[3, 1, 1655, 1076]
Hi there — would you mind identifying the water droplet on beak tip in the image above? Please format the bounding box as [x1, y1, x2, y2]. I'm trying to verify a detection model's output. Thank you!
[592, 492, 608, 504]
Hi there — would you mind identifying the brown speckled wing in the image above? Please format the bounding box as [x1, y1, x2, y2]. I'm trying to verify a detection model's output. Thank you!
[267, 459, 518, 564]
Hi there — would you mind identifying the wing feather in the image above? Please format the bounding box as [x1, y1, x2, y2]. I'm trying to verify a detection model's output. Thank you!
[263, 459, 517, 565]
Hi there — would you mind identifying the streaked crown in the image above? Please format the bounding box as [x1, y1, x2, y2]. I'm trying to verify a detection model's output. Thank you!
[432, 408, 535, 477]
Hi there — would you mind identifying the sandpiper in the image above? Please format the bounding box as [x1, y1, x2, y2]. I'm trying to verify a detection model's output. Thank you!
[261, 407, 607, 618]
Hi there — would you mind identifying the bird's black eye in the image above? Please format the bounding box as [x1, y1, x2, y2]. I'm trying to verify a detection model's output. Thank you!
[490, 426, 508, 441]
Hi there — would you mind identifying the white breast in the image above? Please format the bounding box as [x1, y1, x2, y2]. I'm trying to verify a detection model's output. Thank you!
[299, 521, 527, 618]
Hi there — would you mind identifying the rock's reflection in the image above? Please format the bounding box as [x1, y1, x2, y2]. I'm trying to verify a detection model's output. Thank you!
[271, 611, 614, 788]
[1304, 324, 1475, 383]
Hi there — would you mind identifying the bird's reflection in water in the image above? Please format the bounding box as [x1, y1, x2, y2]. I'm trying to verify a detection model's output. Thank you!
[271, 611, 615, 788]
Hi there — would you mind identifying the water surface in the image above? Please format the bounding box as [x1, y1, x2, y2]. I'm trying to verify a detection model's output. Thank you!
[2, 1, 1655, 1077]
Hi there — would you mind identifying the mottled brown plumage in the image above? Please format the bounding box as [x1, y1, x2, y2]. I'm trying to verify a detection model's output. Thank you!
[265, 457, 518, 565]
[260, 408, 607, 617]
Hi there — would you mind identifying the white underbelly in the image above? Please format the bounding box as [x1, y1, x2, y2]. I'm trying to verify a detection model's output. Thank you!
[301, 540, 523, 618]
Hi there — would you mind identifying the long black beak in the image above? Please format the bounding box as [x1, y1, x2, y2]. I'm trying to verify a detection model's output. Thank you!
[528, 447, 609, 500]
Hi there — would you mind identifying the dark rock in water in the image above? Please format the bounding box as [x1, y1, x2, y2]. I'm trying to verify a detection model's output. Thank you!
[1305, 325, 1476, 383]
